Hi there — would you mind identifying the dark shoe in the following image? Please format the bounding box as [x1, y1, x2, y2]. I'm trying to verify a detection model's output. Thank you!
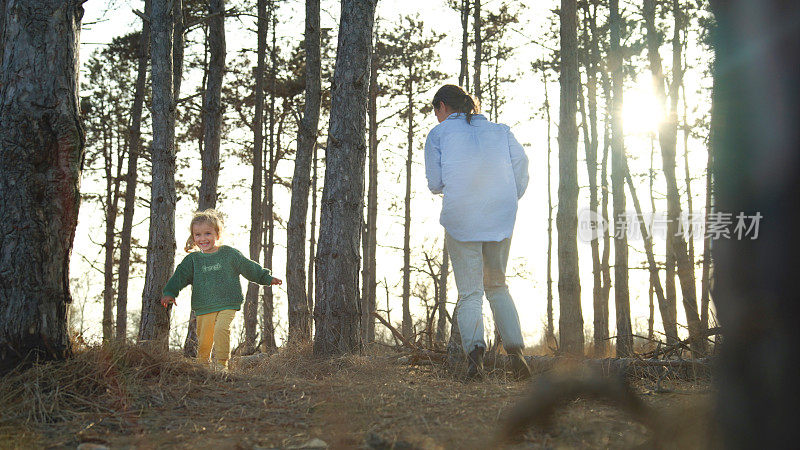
[466, 346, 485, 380]
[507, 347, 532, 380]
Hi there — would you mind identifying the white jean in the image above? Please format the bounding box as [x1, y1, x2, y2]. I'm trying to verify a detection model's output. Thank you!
[446, 233, 525, 353]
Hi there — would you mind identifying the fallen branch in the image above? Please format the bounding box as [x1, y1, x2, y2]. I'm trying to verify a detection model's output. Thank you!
[372, 312, 418, 351]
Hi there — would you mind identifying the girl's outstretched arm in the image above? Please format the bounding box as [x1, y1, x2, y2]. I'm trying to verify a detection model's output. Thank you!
[233, 248, 274, 285]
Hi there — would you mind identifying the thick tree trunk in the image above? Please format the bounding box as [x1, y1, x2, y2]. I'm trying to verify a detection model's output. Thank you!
[117, 0, 151, 342]
[287, 0, 321, 344]
[610, 0, 632, 357]
[0, 0, 85, 370]
[139, 0, 176, 345]
[243, 0, 268, 353]
[556, 0, 583, 356]
[643, 0, 702, 352]
[313, 0, 376, 356]
[198, 0, 224, 210]
[710, 1, 800, 445]
[362, 42, 379, 343]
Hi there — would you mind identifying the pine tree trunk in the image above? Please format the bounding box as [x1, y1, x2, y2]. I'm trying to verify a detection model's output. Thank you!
[102, 125, 125, 342]
[0, 0, 85, 369]
[579, 4, 602, 356]
[599, 68, 612, 353]
[610, 0, 633, 357]
[643, 0, 702, 353]
[313, 0, 376, 356]
[117, 0, 151, 342]
[308, 145, 318, 325]
[362, 42, 379, 343]
[243, 0, 267, 353]
[139, 0, 177, 345]
[198, 0, 224, 210]
[700, 132, 713, 333]
[287, 0, 321, 344]
[402, 85, 413, 340]
[472, 0, 481, 100]
[458, 0, 469, 90]
[542, 71, 556, 349]
[557, 0, 584, 356]
[436, 241, 449, 344]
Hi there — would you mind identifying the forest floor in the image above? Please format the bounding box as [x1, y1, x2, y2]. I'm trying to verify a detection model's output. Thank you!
[0, 343, 715, 449]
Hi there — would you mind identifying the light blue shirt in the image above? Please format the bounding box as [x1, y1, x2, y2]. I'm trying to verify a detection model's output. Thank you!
[424, 113, 529, 242]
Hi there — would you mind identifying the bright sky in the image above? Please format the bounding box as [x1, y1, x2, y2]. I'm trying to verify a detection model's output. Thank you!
[73, 0, 714, 349]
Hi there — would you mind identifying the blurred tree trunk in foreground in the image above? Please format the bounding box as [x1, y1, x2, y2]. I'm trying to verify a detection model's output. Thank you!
[710, 0, 800, 446]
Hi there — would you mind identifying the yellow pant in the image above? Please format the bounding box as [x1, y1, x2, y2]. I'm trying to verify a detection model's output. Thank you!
[196, 309, 237, 367]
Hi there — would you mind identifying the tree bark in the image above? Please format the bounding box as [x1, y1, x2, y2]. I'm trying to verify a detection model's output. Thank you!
[287, 0, 321, 344]
[117, 0, 151, 342]
[243, 0, 268, 353]
[139, 0, 176, 345]
[610, 0, 632, 357]
[0, 0, 85, 369]
[313, 0, 376, 356]
[198, 0, 224, 210]
[557, 0, 583, 356]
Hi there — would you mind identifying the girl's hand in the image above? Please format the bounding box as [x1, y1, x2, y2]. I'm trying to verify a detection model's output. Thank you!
[161, 296, 176, 308]
[271, 277, 283, 286]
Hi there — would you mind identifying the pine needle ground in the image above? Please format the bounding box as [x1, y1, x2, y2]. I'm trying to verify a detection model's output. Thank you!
[0, 343, 713, 449]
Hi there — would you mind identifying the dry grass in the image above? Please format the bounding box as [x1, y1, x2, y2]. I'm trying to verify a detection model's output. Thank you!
[0, 343, 714, 449]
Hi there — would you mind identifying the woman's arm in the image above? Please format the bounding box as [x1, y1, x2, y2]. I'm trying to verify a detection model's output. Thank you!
[506, 126, 529, 199]
[424, 128, 444, 194]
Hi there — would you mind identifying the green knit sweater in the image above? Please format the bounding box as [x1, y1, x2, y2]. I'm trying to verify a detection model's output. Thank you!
[163, 245, 273, 316]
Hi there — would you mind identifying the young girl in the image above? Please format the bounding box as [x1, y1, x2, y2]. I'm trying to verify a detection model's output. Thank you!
[160, 209, 282, 369]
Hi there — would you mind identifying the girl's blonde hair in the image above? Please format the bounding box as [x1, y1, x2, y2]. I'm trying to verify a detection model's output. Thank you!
[185, 209, 225, 252]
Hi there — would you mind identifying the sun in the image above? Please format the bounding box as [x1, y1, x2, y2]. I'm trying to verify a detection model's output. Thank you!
[622, 81, 664, 135]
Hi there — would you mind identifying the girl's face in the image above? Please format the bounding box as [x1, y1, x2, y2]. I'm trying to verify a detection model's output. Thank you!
[193, 222, 219, 253]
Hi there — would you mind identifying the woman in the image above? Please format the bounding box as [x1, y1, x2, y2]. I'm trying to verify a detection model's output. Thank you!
[424, 84, 531, 380]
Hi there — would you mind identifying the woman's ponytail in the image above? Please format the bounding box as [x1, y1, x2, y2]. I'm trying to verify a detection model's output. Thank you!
[432, 84, 480, 124]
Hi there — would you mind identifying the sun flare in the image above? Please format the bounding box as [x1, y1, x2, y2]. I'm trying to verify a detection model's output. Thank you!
[622, 81, 664, 135]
